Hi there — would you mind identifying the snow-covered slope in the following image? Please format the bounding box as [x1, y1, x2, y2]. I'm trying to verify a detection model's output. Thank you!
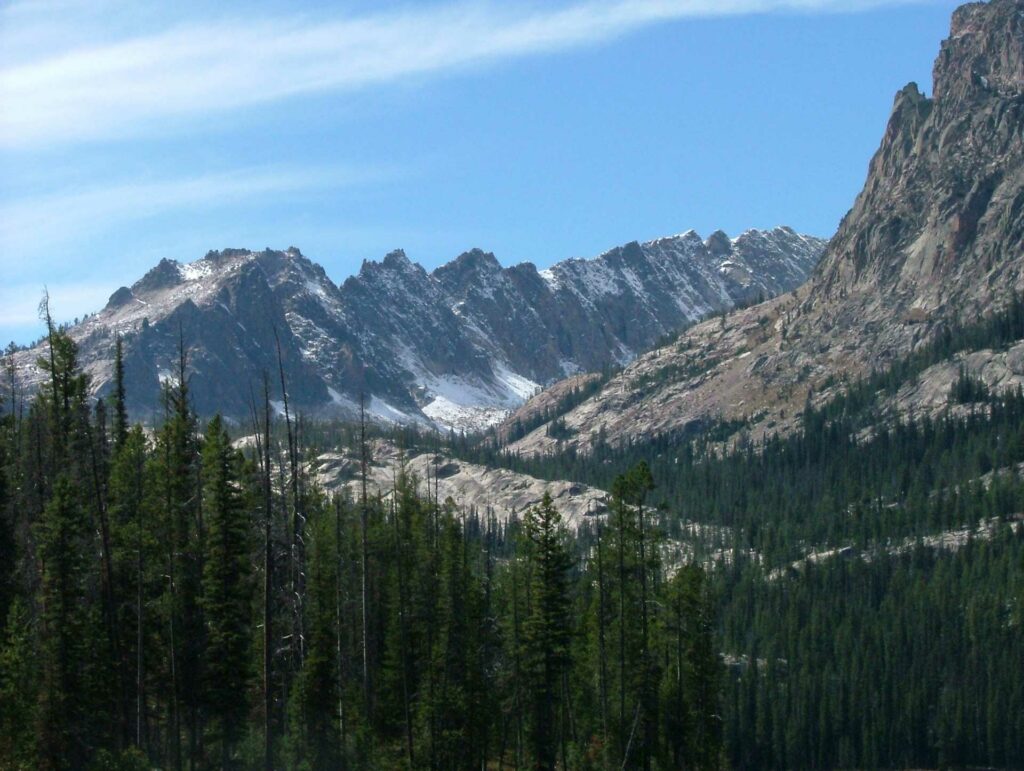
[13, 227, 824, 430]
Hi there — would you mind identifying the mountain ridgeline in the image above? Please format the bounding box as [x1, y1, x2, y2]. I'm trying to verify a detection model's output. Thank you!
[505, 0, 1024, 455]
[12, 228, 823, 431]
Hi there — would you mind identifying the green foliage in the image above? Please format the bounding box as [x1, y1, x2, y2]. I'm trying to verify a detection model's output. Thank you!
[287, 507, 341, 770]
[718, 533, 1024, 769]
[201, 415, 254, 765]
[0, 400, 12, 631]
[110, 335, 128, 451]
[662, 566, 723, 770]
[505, 377, 605, 444]
[0, 307, 744, 770]
[951, 363, 990, 404]
[36, 476, 107, 770]
[630, 356, 719, 394]
[545, 415, 575, 441]
[441, 299, 1024, 769]
[0, 599, 39, 768]
[522, 492, 573, 770]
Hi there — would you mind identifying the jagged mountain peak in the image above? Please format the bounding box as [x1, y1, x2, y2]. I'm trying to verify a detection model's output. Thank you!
[204, 247, 252, 262]
[132, 257, 183, 294]
[381, 248, 412, 269]
[350, 249, 434, 290]
[437, 248, 502, 275]
[935, 0, 1024, 103]
[705, 230, 732, 257]
[105, 286, 134, 310]
[810, 0, 1024, 315]
[506, 0, 1024, 456]
[14, 222, 823, 431]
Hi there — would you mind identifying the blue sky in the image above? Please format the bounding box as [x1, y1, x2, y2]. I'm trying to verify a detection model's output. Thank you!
[0, 0, 960, 345]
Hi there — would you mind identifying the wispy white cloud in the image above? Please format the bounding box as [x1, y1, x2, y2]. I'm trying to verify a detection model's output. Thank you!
[0, 164, 386, 268]
[0, 0, 926, 147]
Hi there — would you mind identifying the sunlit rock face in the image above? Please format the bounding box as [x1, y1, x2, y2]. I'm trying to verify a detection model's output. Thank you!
[505, 0, 1024, 455]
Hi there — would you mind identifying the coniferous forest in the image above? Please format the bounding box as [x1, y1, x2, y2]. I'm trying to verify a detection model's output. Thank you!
[4, 299, 1024, 769]
[0, 316, 722, 770]
[454, 299, 1024, 770]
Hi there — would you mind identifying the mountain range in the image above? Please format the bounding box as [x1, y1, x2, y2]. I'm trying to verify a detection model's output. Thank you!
[504, 0, 1024, 455]
[12, 227, 823, 430]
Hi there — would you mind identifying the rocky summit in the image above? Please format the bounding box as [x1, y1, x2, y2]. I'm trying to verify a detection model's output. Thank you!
[506, 0, 1024, 455]
[12, 228, 823, 431]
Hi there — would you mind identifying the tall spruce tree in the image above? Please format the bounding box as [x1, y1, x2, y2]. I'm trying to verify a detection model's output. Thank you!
[152, 341, 201, 771]
[111, 334, 129, 452]
[200, 415, 253, 767]
[36, 476, 105, 770]
[523, 492, 573, 771]
[290, 503, 343, 770]
[0, 598, 38, 766]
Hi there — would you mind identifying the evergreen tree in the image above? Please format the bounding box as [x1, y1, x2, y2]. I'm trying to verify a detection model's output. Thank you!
[111, 334, 129, 452]
[35, 476, 105, 770]
[289, 502, 342, 770]
[523, 492, 573, 770]
[200, 415, 253, 767]
[0, 598, 39, 766]
[0, 392, 13, 631]
[421, 504, 492, 768]
[661, 565, 723, 770]
[151, 344, 202, 771]
[108, 424, 152, 757]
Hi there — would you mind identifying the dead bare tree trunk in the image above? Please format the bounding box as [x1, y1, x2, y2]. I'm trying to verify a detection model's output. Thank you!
[251, 374, 276, 771]
[274, 327, 304, 667]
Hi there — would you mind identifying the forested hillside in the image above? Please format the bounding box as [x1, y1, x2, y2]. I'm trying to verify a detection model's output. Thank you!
[454, 295, 1024, 769]
[0, 316, 722, 770]
[4, 292, 1024, 771]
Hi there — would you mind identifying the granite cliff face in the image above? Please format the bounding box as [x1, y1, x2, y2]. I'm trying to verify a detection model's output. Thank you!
[806, 0, 1024, 359]
[311, 440, 610, 529]
[12, 228, 822, 430]
[507, 0, 1024, 454]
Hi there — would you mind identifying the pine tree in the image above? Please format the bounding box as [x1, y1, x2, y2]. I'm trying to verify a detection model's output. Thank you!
[108, 425, 151, 754]
[420, 503, 492, 768]
[111, 334, 129, 452]
[662, 565, 723, 770]
[0, 392, 13, 630]
[290, 503, 343, 769]
[615, 462, 658, 770]
[0, 598, 39, 766]
[608, 471, 640, 764]
[151, 341, 201, 771]
[38, 296, 83, 460]
[36, 476, 105, 770]
[258, 373, 276, 771]
[523, 492, 573, 771]
[200, 415, 253, 767]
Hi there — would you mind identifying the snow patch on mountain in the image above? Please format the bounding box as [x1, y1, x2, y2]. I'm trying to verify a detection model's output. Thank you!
[180, 260, 213, 282]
